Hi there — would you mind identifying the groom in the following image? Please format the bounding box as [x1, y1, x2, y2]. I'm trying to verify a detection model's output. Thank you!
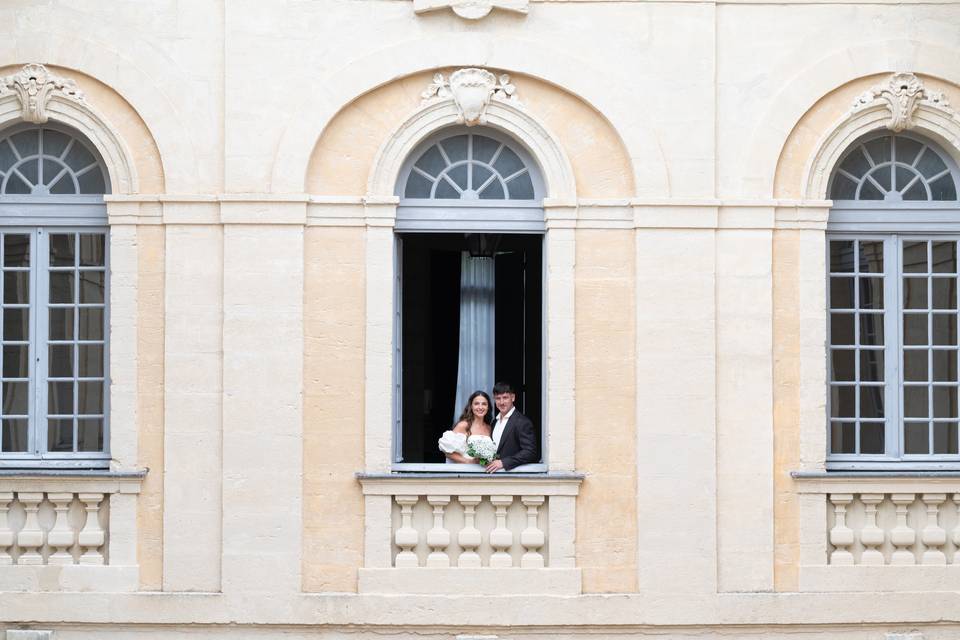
[486, 381, 538, 472]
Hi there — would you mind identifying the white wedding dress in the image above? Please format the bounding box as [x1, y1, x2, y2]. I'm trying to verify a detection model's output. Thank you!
[438, 431, 494, 464]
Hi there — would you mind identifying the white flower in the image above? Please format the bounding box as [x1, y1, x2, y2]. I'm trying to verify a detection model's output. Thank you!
[466, 435, 498, 465]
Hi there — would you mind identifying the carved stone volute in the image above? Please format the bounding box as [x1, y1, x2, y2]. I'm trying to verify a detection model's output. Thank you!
[0, 63, 85, 124]
[421, 68, 518, 126]
[851, 72, 951, 133]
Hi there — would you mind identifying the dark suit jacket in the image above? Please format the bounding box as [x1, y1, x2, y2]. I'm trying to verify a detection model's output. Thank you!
[495, 410, 538, 470]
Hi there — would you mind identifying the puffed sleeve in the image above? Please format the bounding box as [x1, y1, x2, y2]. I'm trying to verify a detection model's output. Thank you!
[438, 430, 468, 455]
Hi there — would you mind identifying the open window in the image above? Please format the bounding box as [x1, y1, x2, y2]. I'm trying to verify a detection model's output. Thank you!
[392, 128, 546, 471]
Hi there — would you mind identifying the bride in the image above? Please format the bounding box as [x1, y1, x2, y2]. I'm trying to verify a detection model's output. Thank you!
[438, 390, 495, 464]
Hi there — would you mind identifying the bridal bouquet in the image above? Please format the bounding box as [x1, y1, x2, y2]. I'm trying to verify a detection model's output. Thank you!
[466, 436, 498, 466]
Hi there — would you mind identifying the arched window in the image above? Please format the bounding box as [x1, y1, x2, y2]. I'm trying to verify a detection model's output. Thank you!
[827, 132, 960, 469]
[393, 128, 545, 470]
[0, 124, 109, 468]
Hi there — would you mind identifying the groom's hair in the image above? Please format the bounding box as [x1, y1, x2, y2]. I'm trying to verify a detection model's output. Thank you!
[492, 381, 515, 395]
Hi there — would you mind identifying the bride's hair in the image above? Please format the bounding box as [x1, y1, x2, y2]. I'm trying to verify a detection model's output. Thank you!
[456, 390, 493, 432]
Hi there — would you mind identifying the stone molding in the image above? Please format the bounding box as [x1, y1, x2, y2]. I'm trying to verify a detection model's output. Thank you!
[0, 63, 85, 125]
[413, 0, 528, 20]
[850, 72, 951, 133]
[421, 69, 519, 126]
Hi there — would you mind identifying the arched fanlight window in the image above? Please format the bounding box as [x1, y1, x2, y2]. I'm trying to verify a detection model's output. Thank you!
[829, 134, 958, 202]
[0, 126, 109, 196]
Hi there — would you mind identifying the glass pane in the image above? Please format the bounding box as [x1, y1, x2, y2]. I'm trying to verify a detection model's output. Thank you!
[506, 172, 535, 200]
[831, 349, 855, 381]
[4, 173, 30, 194]
[859, 277, 883, 309]
[63, 142, 94, 172]
[932, 278, 956, 310]
[472, 164, 493, 190]
[79, 234, 106, 267]
[48, 344, 73, 378]
[860, 350, 884, 382]
[78, 308, 104, 341]
[864, 137, 891, 165]
[49, 308, 74, 340]
[50, 234, 75, 267]
[859, 314, 884, 346]
[77, 169, 106, 194]
[933, 422, 958, 454]
[48, 381, 74, 415]
[933, 350, 957, 382]
[478, 179, 505, 200]
[916, 146, 948, 178]
[3, 234, 29, 268]
[930, 175, 958, 201]
[43, 129, 70, 158]
[78, 381, 103, 414]
[897, 137, 923, 165]
[831, 422, 856, 454]
[47, 419, 73, 452]
[18, 160, 39, 186]
[414, 145, 447, 177]
[493, 146, 525, 178]
[830, 386, 855, 417]
[446, 164, 468, 190]
[904, 349, 929, 381]
[860, 422, 885, 453]
[830, 277, 854, 309]
[0, 140, 16, 173]
[49, 173, 75, 195]
[3, 308, 28, 341]
[859, 241, 883, 273]
[473, 136, 499, 163]
[932, 242, 956, 273]
[903, 241, 928, 273]
[830, 241, 854, 273]
[78, 344, 103, 378]
[79, 271, 104, 304]
[434, 178, 459, 199]
[904, 422, 929, 454]
[934, 386, 958, 418]
[49, 271, 75, 303]
[840, 147, 871, 176]
[2, 345, 28, 379]
[903, 313, 928, 345]
[42, 159, 62, 186]
[3, 271, 28, 305]
[903, 180, 928, 201]
[77, 418, 103, 452]
[868, 166, 891, 191]
[932, 313, 957, 345]
[830, 313, 854, 345]
[2, 381, 27, 415]
[895, 166, 918, 192]
[1, 418, 27, 452]
[440, 135, 468, 163]
[404, 172, 432, 198]
[830, 174, 857, 200]
[10, 130, 39, 157]
[903, 278, 927, 309]
[904, 386, 929, 417]
[860, 386, 884, 418]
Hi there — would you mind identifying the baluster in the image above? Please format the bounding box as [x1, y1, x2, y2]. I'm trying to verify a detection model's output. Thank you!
[921, 493, 947, 565]
[425, 495, 451, 568]
[77, 493, 106, 565]
[17, 493, 45, 565]
[457, 495, 482, 568]
[394, 495, 420, 568]
[489, 495, 514, 568]
[0, 492, 13, 565]
[859, 494, 885, 565]
[520, 495, 545, 568]
[890, 493, 916, 565]
[953, 493, 960, 560]
[828, 494, 855, 565]
[47, 493, 76, 565]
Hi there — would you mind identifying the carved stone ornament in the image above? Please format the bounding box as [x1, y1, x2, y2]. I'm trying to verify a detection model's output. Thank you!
[421, 68, 518, 126]
[850, 72, 951, 133]
[413, 0, 528, 20]
[0, 63, 85, 124]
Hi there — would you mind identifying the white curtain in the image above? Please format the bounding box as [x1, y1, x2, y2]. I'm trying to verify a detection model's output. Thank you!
[453, 251, 495, 425]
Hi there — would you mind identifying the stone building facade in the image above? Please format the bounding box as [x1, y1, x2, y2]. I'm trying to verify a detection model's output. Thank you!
[1, 0, 960, 638]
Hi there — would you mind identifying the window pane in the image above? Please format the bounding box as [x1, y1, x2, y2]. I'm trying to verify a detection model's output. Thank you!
[895, 166, 917, 192]
[932, 313, 956, 345]
[2, 381, 27, 415]
[63, 142, 94, 172]
[77, 418, 103, 452]
[472, 164, 493, 190]
[49, 308, 74, 340]
[79, 271, 105, 304]
[413, 146, 446, 177]
[860, 422, 885, 453]
[830, 277, 854, 309]
[932, 278, 956, 310]
[1, 418, 27, 452]
[830, 386, 855, 417]
[404, 172, 432, 198]
[43, 129, 70, 158]
[78, 381, 103, 414]
[933, 422, 959, 454]
[48, 381, 74, 415]
[11, 129, 39, 158]
[5, 173, 30, 194]
[860, 180, 884, 200]
[479, 179, 505, 200]
[2, 345, 27, 379]
[830, 174, 857, 200]
[831, 349, 855, 381]
[3, 308, 28, 341]
[2, 271, 28, 305]
[78, 308, 104, 340]
[77, 169, 105, 195]
[933, 386, 957, 418]
[903, 313, 928, 345]
[446, 164, 468, 190]
[47, 419, 73, 452]
[434, 178, 459, 199]
[860, 386, 884, 418]
[904, 422, 930, 454]
[831, 422, 856, 454]
[472, 135, 499, 163]
[932, 242, 957, 273]
[916, 147, 948, 178]
[48, 344, 73, 378]
[831, 313, 854, 345]
[904, 349, 929, 381]
[839, 147, 871, 177]
[897, 137, 923, 165]
[864, 137, 891, 165]
[860, 350, 884, 382]
[3, 234, 29, 268]
[859, 314, 884, 346]
[42, 159, 62, 186]
[930, 175, 958, 201]
[859, 241, 883, 273]
[440, 135, 468, 163]
[830, 241, 854, 273]
[49, 174, 75, 195]
[870, 166, 891, 191]
[903, 278, 928, 309]
[933, 350, 957, 382]
[903, 241, 928, 273]
[859, 277, 883, 309]
[903, 180, 928, 201]
[904, 386, 929, 417]
[505, 172, 535, 200]
[493, 146, 524, 177]
[49, 271, 75, 303]
[78, 344, 103, 378]
[0, 140, 15, 173]
[49, 234, 75, 267]
[79, 234, 106, 267]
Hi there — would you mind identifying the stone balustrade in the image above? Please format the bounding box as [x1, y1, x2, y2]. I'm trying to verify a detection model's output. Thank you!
[357, 473, 582, 595]
[0, 491, 107, 565]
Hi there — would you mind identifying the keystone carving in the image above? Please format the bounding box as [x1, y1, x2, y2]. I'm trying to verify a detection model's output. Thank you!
[413, 0, 528, 20]
[0, 63, 85, 124]
[421, 68, 518, 126]
[851, 72, 951, 133]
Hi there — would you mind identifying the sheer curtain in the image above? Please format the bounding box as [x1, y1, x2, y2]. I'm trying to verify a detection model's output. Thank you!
[453, 251, 495, 425]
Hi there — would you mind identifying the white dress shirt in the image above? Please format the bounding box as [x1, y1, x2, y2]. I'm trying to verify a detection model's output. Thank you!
[492, 407, 515, 446]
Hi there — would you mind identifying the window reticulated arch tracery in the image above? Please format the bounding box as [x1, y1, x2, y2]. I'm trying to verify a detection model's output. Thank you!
[0, 125, 109, 196]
